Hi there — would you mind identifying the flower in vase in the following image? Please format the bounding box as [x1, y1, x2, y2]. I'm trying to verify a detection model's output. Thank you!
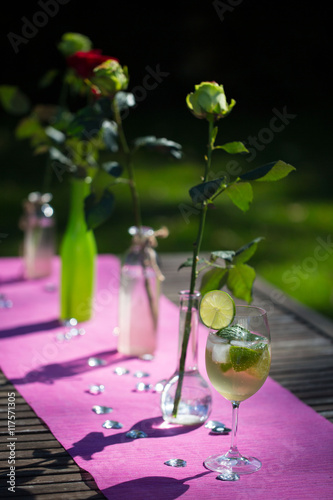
[186, 81, 236, 121]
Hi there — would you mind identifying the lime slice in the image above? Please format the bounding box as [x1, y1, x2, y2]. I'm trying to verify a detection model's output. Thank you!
[248, 346, 271, 379]
[220, 362, 232, 373]
[199, 290, 235, 329]
[229, 345, 262, 372]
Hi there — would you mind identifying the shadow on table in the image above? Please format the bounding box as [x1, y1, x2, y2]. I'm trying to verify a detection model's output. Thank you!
[102, 472, 212, 500]
[9, 349, 135, 385]
[0, 318, 61, 339]
[67, 417, 202, 461]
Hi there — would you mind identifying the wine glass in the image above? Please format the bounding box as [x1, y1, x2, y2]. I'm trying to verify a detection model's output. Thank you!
[204, 305, 271, 479]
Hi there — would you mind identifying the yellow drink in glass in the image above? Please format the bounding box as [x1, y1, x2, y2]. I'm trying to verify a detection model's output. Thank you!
[205, 333, 271, 402]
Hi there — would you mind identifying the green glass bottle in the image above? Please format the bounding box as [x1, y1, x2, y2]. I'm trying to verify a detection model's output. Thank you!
[60, 178, 97, 323]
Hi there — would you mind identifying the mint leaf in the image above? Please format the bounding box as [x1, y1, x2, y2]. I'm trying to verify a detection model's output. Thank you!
[216, 324, 262, 342]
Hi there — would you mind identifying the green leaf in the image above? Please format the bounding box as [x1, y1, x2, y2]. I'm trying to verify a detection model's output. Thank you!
[240, 160, 296, 182]
[38, 69, 60, 89]
[49, 147, 75, 172]
[225, 182, 253, 211]
[84, 189, 115, 230]
[234, 237, 264, 264]
[0, 85, 30, 115]
[102, 121, 119, 152]
[178, 257, 206, 271]
[200, 267, 228, 296]
[211, 250, 235, 262]
[67, 99, 114, 138]
[15, 116, 45, 140]
[65, 137, 99, 170]
[189, 177, 225, 205]
[44, 126, 66, 144]
[102, 161, 123, 177]
[133, 136, 182, 159]
[227, 263, 256, 304]
[114, 91, 136, 111]
[90, 168, 115, 200]
[215, 141, 249, 154]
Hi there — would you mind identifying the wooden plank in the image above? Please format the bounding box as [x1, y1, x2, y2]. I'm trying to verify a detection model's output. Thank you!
[2, 491, 105, 499]
[0, 482, 104, 498]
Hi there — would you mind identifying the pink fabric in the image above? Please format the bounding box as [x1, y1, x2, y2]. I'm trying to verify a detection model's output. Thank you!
[0, 255, 333, 499]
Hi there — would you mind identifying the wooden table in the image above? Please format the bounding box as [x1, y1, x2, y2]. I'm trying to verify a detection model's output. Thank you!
[1, 253, 332, 498]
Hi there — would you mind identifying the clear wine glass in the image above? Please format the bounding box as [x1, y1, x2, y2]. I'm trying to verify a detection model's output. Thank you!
[204, 305, 271, 479]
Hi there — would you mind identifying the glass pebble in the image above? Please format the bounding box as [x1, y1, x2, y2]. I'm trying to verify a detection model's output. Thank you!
[89, 384, 105, 395]
[139, 354, 154, 361]
[205, 420, 225, 429]
[65, 329, 75, 340]
[154, 379, 167, 392]
[88, 357, 106, 367]
[64, 318, 78, 327]
[133, 371, 150, 378]
[103, 420, 123, 429]
[92, 405, 113, 414]
[216, 472, 240, 481]
[114, 367, 130, 375]
[164, 459, 187, 467]
[55, 333, 66, 342]
[210, 426, 231, 434]
[126, 429, 148, 439]
[136, 382, 152, 391]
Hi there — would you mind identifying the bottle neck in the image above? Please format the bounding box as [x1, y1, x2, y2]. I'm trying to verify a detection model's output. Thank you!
[67, 178, 90, 231]
[177, 291, 201, 371]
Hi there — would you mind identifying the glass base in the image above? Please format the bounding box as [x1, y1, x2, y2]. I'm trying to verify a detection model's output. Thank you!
[204, 453, 261, 475]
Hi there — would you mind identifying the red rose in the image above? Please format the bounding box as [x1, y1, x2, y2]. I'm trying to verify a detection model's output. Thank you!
[67, 49, 118, 79]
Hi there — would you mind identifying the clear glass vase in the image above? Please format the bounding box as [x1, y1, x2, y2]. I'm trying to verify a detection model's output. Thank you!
[117, 226, 161, 357]
[60, 178, 97, 323]
[160, 290, 212, 425]
[19, 192, 55, 280]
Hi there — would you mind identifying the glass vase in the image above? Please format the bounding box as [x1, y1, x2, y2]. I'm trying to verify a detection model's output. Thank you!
[60, 178, 97, 323]
[160, 290, 212, 425]
[20, 192, 55, 280]
[117, 226, 161, 357]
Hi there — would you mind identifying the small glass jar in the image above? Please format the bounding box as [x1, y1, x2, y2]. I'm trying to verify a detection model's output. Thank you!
[160, 290, 212, 425]
[19, 192, 55, 280]
[117, 226, 163, 357]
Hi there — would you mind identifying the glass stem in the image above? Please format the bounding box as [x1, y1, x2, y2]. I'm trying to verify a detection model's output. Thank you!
[226, 401, 241, 458]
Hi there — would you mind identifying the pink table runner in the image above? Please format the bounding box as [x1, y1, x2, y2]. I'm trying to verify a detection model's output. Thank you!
[1, 255, 333, 499]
